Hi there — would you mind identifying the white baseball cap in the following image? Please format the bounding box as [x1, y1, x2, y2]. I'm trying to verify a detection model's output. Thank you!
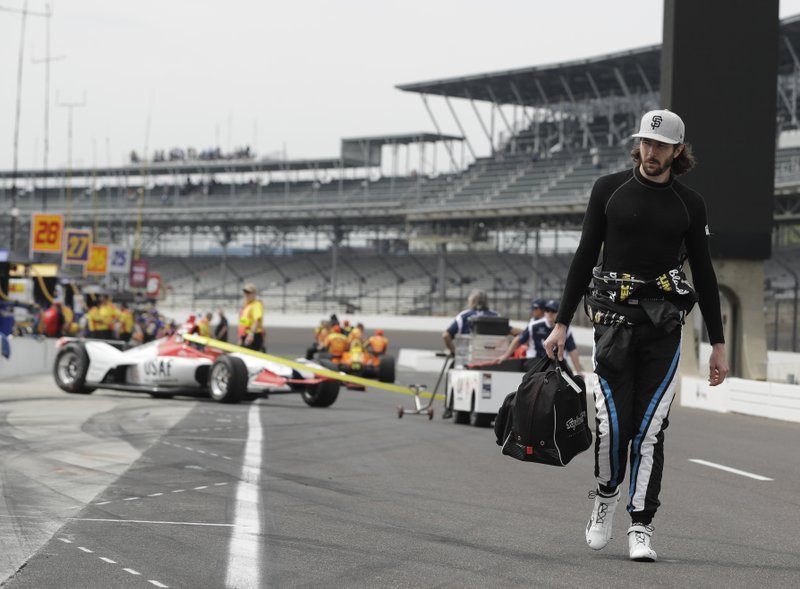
[631, 109, 685, 144]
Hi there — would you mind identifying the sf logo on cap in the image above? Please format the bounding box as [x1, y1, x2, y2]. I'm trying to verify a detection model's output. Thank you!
[651, 115, 663, 130]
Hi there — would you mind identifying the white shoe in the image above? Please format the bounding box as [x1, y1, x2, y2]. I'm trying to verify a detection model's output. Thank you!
[627, 524, 658, 562]
[585, 489, 620, 550]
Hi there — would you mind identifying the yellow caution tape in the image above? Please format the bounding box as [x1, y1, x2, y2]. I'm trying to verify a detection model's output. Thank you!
[182, 333, 445, 400]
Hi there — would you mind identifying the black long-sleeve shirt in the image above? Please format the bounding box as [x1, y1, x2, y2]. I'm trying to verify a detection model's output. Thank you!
[556, 166, 725, 344]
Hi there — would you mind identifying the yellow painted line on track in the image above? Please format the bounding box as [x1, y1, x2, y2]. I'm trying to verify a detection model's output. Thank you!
[182, 334, 445, 400]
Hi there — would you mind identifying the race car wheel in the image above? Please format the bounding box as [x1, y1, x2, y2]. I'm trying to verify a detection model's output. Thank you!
[302, 380, 340, 408]
[54, 344, 95, 395]
[377, 355, 396, 383]
[208, 356, 248, 404]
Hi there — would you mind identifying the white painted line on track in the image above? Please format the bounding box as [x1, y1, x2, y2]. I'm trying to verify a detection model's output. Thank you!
[63, 538, 170, 587]
[225, 402, 263, 588]
[689, 459, 774, 481]
[67, 518, 236, 527]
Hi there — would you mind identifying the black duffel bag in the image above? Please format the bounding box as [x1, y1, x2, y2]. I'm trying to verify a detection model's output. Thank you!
[494, 357, 592, 466]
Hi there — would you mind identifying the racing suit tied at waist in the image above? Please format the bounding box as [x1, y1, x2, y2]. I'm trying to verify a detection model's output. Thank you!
[587, 264, 697, 375]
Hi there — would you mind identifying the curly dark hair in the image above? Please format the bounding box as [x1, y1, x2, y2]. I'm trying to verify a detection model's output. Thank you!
[630, 141, 696, 176]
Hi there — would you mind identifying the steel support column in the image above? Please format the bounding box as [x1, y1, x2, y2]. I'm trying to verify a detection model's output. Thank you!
[420, 94, 458, 169]
[444, 95, 477, 160]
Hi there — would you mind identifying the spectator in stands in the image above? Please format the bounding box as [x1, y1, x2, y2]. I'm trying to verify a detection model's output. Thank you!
[238, 283, 265, 351]
[214, 308, 228, 342]
[441, 290, 499, 419]
[496, 299, 583, 373]
[543, 108, 728, 563]
[591, 147, 602, 169]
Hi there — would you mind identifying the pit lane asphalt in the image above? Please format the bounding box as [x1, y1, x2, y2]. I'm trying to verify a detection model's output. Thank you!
[0, 328, 798, 588]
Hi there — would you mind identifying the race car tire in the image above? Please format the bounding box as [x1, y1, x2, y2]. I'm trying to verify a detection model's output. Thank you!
[208, 356, 248, 404]
[54, 344, 96, 395]
[150, 393, 175, 400]
[377, 355, 396, 383]
[302, 380, 340, 408]
[319, 359, 339, 372]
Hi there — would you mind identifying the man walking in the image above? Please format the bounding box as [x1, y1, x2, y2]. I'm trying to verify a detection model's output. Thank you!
[544, 109, 729, 562]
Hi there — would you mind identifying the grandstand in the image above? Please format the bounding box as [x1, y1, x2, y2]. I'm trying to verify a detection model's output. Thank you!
[4, 16, 800, 349]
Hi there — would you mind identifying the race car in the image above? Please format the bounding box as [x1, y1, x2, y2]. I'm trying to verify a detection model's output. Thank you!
[319, 340, 396, 383]
[53, 334, 340, 406]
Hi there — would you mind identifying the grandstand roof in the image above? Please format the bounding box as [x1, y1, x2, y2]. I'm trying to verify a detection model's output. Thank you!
[397, 15, 800, 106]
[397, 45, 661, 106]
[341, 132, 463, 146]
[0, 156, 364, 180]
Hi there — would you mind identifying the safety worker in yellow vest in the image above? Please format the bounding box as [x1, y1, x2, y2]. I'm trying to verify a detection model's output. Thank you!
[366, 329, 389, 355]
[324, 325, 349, 358]
[238, 283, 265, 351]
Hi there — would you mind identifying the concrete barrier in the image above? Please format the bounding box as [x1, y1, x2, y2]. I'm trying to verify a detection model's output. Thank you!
[680, 376, 800, 424]
[0, 337, 58, 380]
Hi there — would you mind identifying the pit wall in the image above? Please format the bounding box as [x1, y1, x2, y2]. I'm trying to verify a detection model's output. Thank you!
[0, 337, 58, 380]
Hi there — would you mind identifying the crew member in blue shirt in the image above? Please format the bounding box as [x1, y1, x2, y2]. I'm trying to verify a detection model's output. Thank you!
[441, 289, 499, 355]
[497, 299, 583, 373]
[441, 290, 499, 419]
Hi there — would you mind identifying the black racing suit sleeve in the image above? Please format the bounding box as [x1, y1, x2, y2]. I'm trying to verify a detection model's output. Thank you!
[556, 178, 608, 328]
[682, 190, 725, 344]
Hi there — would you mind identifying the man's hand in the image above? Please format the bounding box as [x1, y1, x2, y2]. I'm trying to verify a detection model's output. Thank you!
[244, 332, 254, 346]
[708, 343, 729, 386]
[544, 323, 568, 361]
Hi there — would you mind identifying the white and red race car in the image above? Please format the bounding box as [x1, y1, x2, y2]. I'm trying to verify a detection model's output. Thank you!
[53, 334, 340, 406]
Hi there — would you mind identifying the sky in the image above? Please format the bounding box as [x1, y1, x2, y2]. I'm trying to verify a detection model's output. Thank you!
[3, 0, 800, 173]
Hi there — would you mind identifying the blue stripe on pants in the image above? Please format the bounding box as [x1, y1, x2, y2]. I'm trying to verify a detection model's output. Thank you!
[599, 376, 621, 488]
[627, 342, 681, 504]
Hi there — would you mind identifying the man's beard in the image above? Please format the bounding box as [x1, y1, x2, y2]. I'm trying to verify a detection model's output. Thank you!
[642, 155, 674, 177]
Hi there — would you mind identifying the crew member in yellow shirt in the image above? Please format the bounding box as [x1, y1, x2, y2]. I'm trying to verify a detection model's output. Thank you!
[198, 311, 212, 337]
[324, 325, 349, 358]
[97, 294, 119, 340]
[118, 303, 135, 343]
[238, 284, 265, 351]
